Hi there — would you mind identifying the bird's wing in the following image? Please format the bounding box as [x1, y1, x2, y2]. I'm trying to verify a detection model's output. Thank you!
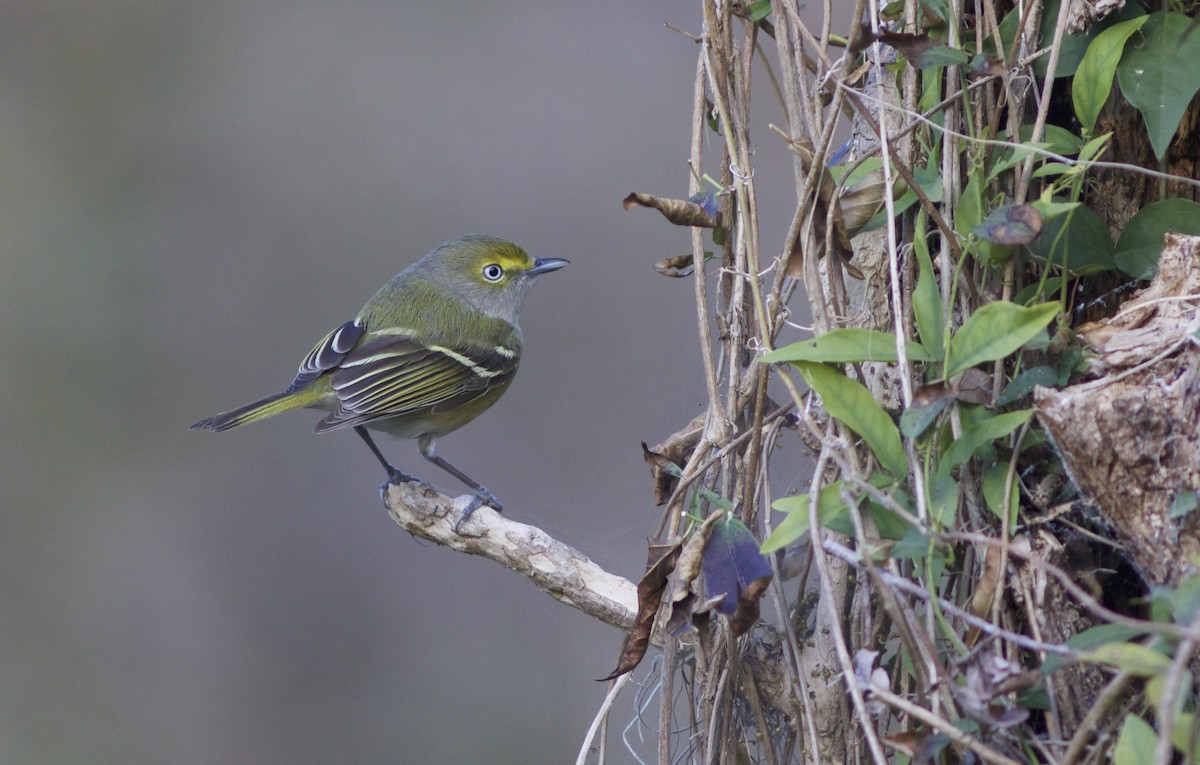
[313, 331, 519, 432]
[287, 319, 366, 392]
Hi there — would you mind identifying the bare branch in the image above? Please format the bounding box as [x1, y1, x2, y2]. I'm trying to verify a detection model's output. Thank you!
[382, 481, 637, 631]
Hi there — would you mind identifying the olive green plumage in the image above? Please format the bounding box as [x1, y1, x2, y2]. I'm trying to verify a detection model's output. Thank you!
[191, 235, 568, 526]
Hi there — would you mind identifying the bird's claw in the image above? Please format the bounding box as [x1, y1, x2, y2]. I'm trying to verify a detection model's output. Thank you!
[377, 469, 414, 505]
[452, 487, 503, 532]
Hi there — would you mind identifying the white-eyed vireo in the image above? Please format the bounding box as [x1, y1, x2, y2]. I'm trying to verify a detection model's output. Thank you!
[192, 235, 568, 527]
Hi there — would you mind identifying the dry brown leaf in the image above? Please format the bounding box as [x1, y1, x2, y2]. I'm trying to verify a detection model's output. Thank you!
[654, 253, 695, 277]
[965, 543, 1004, 646]
[623, 192, 721, 229]
[598, 538, 682, 680]
[644, 415, 705, 505]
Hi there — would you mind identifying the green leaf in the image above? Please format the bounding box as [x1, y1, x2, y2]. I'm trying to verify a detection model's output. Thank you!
[1170, 490, 1198, 520]
[927, 464, 959, 528]
[1067, 623, 1150, 649]
[861, 163, 942, 232]
[993, 0, 1143, 80]
[913, 213, 944, 360]
[1077, 131, 1112, 164]
[945, 302, 1060, 378]
[1030, 194, 1080, 221]
[763, 482, 849, 552]
[997, 365, 1059, 406]
[1013, 276, 1067, 308]
[1173, 713, 1200, 760]
[1149, 573, 1200, 626]
[748, 0, 772, 21]
[1029, 161, 1077, 180]
[900, 397, 951, 439]
[1073, 15, 1150, 131]
[938, 409, 1032, 476]
[1113, 198, 1200, 279]
[1114, 715, 1157, 765]
[763, 329, 934, 364]
[1025, 203, 1116, 275]
[891, 524, 931, 559]
[1116, 12, 1200, 161]
[955, 174, 984, 238]
[868, 489, 914, 541]
[1078, 642, 1172, 676]
[917, 45, 970, 69]
[795, 362, 908, 476]
[1042, 623, 1150, 674]
[982, 463, 1018, 528]
[1019, 123, 1085, 156]
[1033, 0, 1092, 78]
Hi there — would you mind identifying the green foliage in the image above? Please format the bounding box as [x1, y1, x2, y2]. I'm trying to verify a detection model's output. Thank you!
[793, 361, 909, 476]
[1077, 642, 1173, 676]
[1072, 16, 1150, 132]
[1025, 203, 1116, 275]
[916, 45, 970, 69]
[1170, 490, 1198, 520]
[1114, 715, 1158, 765]
[1115, 11, 1200, 159]
[944, 302, 1060, 378]
[996, 365, 1058, 406]
[982, 463, 1018, 528]
[763, 328, 935, 364]
[861, 162, 943, 232]
[936, 409, 1032, 480]
[912, 218, 944, 360]
[763, 482, 849, 552]
[1113, 198, 1200, 278]
[747, 0, 771, 22]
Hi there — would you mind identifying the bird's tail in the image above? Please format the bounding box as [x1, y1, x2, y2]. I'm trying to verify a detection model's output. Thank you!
[190, 388, 321, 432]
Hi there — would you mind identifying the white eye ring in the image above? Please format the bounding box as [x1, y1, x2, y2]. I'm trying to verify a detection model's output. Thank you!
[482, 263, 504, 281]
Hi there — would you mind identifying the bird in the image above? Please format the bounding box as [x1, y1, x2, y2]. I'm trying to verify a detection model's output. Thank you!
[191, 234, 568, 528]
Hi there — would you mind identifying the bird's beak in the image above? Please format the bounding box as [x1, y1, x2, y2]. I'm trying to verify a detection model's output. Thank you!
[528, 257, 570, 276]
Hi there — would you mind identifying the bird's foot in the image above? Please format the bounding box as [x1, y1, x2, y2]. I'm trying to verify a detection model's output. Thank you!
[377, 468, 415, 505]
[452, 486, 504, 532]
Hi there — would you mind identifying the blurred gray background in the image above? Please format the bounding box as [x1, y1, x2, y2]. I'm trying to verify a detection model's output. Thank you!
[0, 2, 813, 762]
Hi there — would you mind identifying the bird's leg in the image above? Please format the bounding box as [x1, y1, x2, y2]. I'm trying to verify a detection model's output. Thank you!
[354, 427, 414, 502]
[417, 434, 503, 530]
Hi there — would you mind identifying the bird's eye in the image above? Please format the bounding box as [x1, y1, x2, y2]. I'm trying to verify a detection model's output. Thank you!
[482, 263, 504, 282]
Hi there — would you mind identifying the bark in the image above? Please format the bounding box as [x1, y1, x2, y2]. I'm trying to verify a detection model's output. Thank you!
[1036, 233, 1200, 588]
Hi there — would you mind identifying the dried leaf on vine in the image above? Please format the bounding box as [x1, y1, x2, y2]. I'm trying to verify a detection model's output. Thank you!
[676, 510, 722, 585]
[955, 368, 994, 405]
[873, 27, 970, 69]
[598, 538, 682, 680]
[974, 204, 1043, 245]
[964, 543, 1004, 646]
[701, 516, 773, 637]
[643, 415, 704, 505]
[775, 133, 865, 280]
[971, 55, 1007, 78]
[654, 253, 695, 277]
[838, 170, 892, 234]
[953, 651, 1032, 730]
[664, 511, 724, 635]
[622, 191, 722, 229]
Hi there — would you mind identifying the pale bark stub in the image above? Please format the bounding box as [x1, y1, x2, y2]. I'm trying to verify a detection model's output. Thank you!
[1036, 232, 1200, 587]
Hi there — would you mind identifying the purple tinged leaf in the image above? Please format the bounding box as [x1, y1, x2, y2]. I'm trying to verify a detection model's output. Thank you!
[973, 204, 1043, 244]
[701, 517, 773, 617]
[688, 191, 721, 219]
